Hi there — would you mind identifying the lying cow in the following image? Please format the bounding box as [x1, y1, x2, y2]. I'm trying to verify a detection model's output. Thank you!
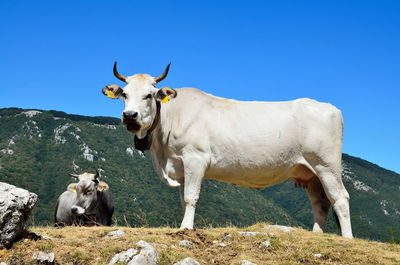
[102, 62, 353, 238]
[54, 171, 114, 226]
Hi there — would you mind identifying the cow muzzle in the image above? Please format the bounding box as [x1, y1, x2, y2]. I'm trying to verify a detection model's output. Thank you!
[122, 111, 142, 133]
[71, 206, 85, 216]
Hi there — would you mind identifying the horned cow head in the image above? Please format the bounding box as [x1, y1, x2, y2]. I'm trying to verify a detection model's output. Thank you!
[67, 171, 109, 216]
[102, 62, 177, 139]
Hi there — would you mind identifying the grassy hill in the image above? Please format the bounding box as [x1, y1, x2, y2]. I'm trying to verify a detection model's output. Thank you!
[0, 224, 399, 264]
[0, 107, 399, 243]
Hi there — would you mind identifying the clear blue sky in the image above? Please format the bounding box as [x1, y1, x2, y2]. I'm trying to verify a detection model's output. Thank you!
[1, 1, 399, 173]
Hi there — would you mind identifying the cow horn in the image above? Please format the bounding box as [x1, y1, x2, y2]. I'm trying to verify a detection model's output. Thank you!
[95, 170, 100, 179]
[113, 61, 127, 83]
[69, 174, 79, 179]
[154, 63, 171, 83]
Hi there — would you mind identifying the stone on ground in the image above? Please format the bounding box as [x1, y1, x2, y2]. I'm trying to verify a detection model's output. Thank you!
[109, 248, 138, 264]
[0, 182, 38, 249]
[179, 239, 195, 249]
[104, 229, 125, 239]
[263, 224, 294, 233]
[128, 240, 159, 265]
[260, 240, 271, 249]
[223, 233, 233, 241]
[109, 240, 159, 265]
[32, 251, 55, 264]
[173, 257, 201, 265]
[238, 232, 268, 236]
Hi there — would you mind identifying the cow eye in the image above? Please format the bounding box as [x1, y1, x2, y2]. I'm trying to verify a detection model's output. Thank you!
[144, 94, 152, 100]
[84, 190, 94, 195]
[122, 92, 127, 99]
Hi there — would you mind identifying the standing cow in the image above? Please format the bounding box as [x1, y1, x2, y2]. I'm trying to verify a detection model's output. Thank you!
[102, 62, 353, 238]
[54, 171, 114, 226]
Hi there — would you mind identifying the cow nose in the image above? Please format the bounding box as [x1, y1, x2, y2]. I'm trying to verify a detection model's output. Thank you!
[71, 206, 85, 215]
[123, 111, 138, 120]
[71, 206, 78, 214]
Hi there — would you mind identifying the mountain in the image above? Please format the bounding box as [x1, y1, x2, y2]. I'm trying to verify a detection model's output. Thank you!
[0, 107, 399, 242]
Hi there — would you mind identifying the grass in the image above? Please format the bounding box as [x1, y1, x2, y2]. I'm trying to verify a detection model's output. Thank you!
[0, 223, 399, 264]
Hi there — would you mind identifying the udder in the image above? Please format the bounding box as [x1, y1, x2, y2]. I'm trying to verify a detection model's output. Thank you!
[290, 164, 316, 188]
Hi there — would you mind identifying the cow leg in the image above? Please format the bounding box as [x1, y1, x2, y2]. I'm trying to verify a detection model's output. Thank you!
[314, 165, 353, 238]
[180, 156, 206, 229]
[306, 176, 331, 233]
[179, 183, 185, 213]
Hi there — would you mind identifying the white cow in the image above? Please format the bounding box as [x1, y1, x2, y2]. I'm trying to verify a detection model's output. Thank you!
[102, 62, 353, 238]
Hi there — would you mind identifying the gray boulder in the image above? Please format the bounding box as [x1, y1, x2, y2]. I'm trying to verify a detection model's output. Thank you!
[238, 232, 268, 237]
[179, 239, 195, 249]
[314, 253, 323, 258]
[240, 260, 257, 265]
[128, 240, 159, 265]
[260, 240, 271, 249]
[108, 241, 159, 265]
[32, 251, 55, 264]
[0, 182, 38, 249]
[223, 233, 233, 241]
[104, 229, 125, 239]
[109, 248, 138, 264]
[263, 225, 294, 233]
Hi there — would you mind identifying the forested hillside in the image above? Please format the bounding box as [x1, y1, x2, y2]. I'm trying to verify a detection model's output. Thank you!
[0, 107, 399, 242]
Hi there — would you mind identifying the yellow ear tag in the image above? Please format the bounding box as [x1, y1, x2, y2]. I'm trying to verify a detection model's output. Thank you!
[107, 90, 117, 99]
[97, 186, 105, 191]
[71, 188, 77, 193]
[161, 96, 170, 103]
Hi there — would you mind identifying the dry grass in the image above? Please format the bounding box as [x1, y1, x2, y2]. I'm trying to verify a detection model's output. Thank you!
[1, 223, 399, 265]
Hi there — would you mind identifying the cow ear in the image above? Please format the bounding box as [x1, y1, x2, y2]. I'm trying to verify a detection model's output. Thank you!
[155, 87, 177, 103]
[68, 183, 77, 193]
[102, 84, 123, 99]
[97, 181, 109, 191]
[69, 173, 80, 179]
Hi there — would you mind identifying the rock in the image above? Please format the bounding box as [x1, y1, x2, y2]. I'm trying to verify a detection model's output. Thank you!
[238, 232, 268, 236]
[260, 240, 271, 249]
[109, 241, 159, 265]
[173, 257, 201, 265]
[105, 229, 125, 239]
[41, 235, 51, 240]
[314, 253, 323, 258]
[179, 239, 195, 249]
[263, 225, 294, 233]
[0, 182, 38, 249]
[223, 233, 233, 241]
[32, 251, 55, 264]
[212, 240, 228, 247]
[109, 248, 138, 265]
[240, 260, 257, 265]
[128, 240, 159, 265]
